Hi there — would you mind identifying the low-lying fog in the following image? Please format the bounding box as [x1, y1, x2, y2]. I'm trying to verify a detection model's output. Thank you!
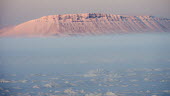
[0, 33, 170, 74]
[1, 33, 170, 96]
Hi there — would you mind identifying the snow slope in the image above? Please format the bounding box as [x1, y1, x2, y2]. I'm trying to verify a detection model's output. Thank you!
[0, 13, 170, 37]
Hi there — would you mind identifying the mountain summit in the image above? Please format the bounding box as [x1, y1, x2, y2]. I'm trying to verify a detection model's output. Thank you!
[0, 13, 170, 37]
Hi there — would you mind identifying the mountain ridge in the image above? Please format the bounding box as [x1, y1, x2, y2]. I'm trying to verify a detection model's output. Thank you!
[1, 13, 170, 37]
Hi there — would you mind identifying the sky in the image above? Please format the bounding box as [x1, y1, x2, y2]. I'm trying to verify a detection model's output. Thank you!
[0, 0, 170, 28]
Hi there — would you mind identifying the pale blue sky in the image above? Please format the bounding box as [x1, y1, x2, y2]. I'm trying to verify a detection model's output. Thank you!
[0, 0, 170, 28]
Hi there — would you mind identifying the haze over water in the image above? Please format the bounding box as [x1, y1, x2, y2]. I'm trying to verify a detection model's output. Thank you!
[0, 33, 170, 96]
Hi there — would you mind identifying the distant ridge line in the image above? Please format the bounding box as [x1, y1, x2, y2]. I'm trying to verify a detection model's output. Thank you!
[0, 13, 170, 37]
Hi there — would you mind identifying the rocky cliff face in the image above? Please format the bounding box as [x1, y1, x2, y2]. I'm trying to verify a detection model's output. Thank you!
[0, 13, 170, 37]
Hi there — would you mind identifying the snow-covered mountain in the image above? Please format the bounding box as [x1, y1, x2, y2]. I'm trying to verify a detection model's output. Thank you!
[0, 13, 170, 37]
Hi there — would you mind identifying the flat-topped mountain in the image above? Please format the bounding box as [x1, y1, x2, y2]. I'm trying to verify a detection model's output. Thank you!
[0, 13, 170, 37]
